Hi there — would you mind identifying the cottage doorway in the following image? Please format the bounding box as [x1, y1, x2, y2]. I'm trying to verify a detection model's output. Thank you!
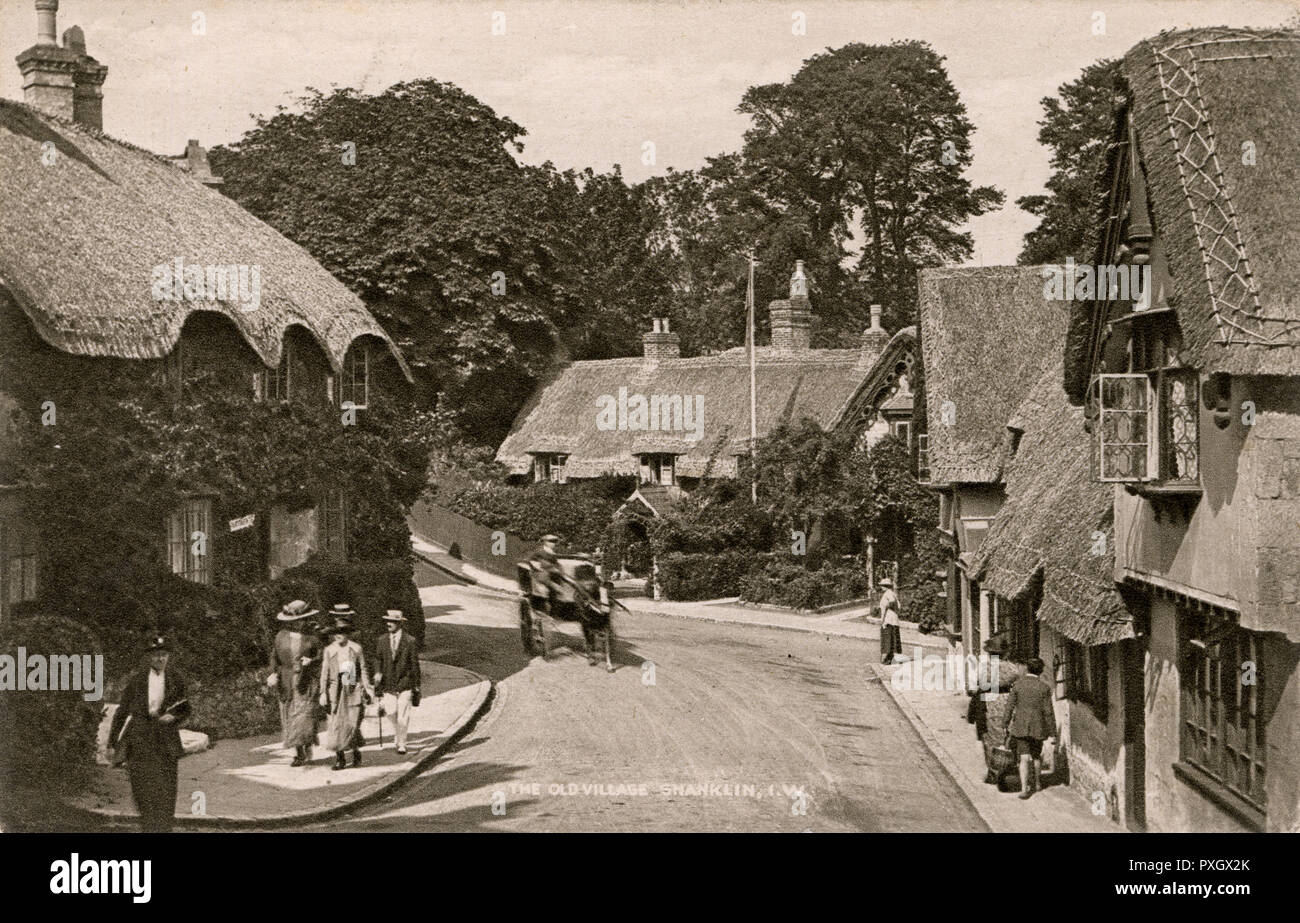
[1123, 637, 1147, 830]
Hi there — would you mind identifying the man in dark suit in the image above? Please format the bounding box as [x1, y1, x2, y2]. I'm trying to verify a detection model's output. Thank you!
[1004, 656, 1057, 800]
[108, 635, 192, 832]
[374, 610, 421, 754]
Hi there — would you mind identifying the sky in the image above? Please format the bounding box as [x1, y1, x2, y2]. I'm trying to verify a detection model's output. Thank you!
[1, 0, 1294, 265]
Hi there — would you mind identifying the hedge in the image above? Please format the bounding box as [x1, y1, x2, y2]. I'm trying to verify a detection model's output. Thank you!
[739, 559, 870, 610]
[655, 550, 768, 601]
[0, 615, 103, 795]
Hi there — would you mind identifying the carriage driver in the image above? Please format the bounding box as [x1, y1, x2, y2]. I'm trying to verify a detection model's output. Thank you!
[528, 534, 563, 610]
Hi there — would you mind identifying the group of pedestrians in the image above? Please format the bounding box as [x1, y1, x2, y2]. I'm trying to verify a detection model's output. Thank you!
[268, 600, 423, 770]
[105, 599, 423, 832]
[881, 583, 1057, 802]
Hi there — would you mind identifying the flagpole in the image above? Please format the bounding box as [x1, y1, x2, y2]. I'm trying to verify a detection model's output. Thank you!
[746, 251, 757, 503]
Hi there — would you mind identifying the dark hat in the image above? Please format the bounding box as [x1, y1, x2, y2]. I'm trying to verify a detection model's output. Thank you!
[878, 577, 894, 588]
[381, 609, 407, 623]
[277, 599, 319, 622]
[146, 635, 170, 652]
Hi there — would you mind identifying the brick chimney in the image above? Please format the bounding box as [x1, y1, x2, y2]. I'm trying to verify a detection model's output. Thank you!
[858, 304, 890, 366]
[769, 260, 812, 350]
[642, 317, 680, 360]
[16, 1, 108, 130]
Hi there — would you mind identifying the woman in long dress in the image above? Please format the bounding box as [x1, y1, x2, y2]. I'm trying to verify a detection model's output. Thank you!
[318, 608, 374, 770]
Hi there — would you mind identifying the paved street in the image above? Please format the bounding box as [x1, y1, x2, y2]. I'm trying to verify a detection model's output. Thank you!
[287, 582, 987, 832]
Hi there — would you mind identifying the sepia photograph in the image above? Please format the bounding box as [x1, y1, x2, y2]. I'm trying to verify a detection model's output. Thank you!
[0, 0, 1296, 898]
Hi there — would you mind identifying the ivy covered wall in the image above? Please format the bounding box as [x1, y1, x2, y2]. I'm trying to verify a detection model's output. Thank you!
[0, 296, 434, 678]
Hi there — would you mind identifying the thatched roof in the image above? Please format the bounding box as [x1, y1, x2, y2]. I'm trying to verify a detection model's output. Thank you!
[970, 359, 1133, 646]
[496, 337, 909, 478]
[1066, 27, 1300, 398]
[0, 100, 410, 379]
[918, 266, 1070, 485]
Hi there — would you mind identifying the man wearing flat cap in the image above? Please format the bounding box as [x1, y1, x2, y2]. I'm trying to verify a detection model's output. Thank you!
[108, 635, 191, 832]
[374, 610, 421, 754]
[267, 600, 322, 766]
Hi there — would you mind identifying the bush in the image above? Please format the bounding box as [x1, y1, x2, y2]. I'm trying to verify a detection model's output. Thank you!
[445, 475, 636, 550]
[739, 559, 870, 610]
[282, 556, 426, 653]
[188, 667, 283, 741]
[447, 541, 462, 559]
[0, 615, 103, 794]
[656, 550, 767, 601]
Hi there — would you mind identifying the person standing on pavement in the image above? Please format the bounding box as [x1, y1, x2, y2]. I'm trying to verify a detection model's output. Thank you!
[319, 607, 374, 770]
[108, 635, 191, 833]
[1004, 656, 1057, 799]
[266, 599, 322, 767]
[374, 609, 421, 755]
[878, 577, 903, 664]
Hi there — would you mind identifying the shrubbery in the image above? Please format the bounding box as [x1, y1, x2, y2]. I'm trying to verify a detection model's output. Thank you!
[655, 550, 765, 601]
[0, 615, 103, 794]
[739, 559, 871, 610]
[443, 475, 636, 550]
[188, 667, 282, 741]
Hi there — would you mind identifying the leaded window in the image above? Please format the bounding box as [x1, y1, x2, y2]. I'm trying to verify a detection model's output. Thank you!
[1180, 607, 1265, 809]
[1095, 373, 1150, 481]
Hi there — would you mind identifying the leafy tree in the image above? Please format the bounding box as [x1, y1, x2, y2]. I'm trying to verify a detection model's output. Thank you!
[646, 41, 1003, 345]
[1017, 59, 1121, 265]
[210, 81, 673, 444]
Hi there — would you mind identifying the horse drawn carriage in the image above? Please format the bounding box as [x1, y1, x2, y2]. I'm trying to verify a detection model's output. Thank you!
[517, 555, 617, 671]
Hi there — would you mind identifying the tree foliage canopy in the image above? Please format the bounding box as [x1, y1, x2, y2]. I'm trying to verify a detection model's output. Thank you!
[1017, 59, 1120, 265]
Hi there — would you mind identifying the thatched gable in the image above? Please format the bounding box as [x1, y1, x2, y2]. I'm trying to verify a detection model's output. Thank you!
[918, 266, 1070, 485]
[1066, 27, 1300, 400]
[496, 345, 892, 479]
[970, 359, 1133, 646]
[0, 100, 410, 379]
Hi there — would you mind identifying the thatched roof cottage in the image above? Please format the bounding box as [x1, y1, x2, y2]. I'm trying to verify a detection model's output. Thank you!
[496, 263, 917, 514]
[0, 2, 415, 627]
[1065, 26, 1300, 833]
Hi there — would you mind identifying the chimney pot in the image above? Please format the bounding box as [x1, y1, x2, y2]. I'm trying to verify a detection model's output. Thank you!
[642, 317, 680, 360]
[870, 304, 883, 330]
[36, 0, 58, 45]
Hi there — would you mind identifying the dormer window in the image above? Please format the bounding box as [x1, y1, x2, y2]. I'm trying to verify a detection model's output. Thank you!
[1092, 316, 1199, 487]
[639, 454, 675, 486]
[534, 453, 567, 484]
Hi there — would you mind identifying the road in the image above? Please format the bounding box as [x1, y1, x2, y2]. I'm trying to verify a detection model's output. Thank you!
[289, 580, 986, 832]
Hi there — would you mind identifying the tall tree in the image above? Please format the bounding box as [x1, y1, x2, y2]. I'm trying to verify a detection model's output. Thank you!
[643, 42, 1001, 344]
[1017, 59, 1120, 265]
[209, 81, 672, 444]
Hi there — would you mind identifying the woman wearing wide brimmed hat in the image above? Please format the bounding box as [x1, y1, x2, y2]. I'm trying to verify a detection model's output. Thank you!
[318, 605, 374, 770]
[267, 600, 322, 766]
[878, 578, 903, 664]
